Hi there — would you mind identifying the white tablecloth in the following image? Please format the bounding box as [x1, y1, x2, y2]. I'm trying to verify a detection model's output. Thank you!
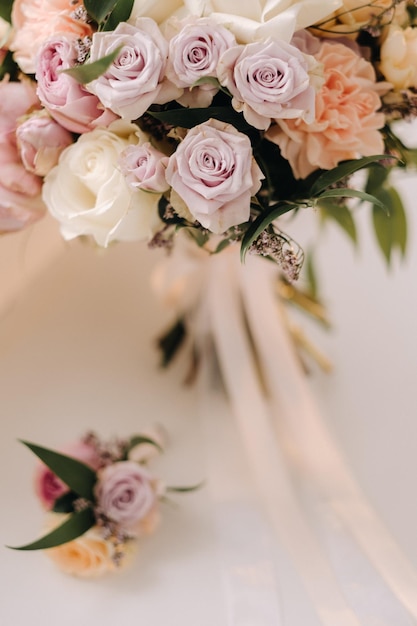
[1, 166, 416, 625]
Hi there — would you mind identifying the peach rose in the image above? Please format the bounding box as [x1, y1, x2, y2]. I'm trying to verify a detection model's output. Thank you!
[266, 41, 385, 178]
[10, 0, 92, 74]
[45, 518, 117, 577]
[379, 25, 417, 90]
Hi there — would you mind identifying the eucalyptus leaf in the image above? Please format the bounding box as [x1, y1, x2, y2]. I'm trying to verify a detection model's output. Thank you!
[388, 186, 407, 256]
[318, 199, 357, 244]
[62, 47, 122, 84]
[213, 238, 233, 254]
[309, 156, 391, 197]
[317, 188, 390, 214]
[103, 0, 135, 30]
[52, 491, 78, 514]
[84, 0, 118, 24]
[305, 250, 319, 300]
[8, 508, 95, 551]
[240, 202, 298, 262]
[0, 0, 13, 22]
[157, 318, 186, 367]
[372, 186, 408, 263]
[20, 440, 97, 501]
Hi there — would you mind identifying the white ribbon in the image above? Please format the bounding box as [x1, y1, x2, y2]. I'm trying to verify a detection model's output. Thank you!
[153, 242, 417, 625]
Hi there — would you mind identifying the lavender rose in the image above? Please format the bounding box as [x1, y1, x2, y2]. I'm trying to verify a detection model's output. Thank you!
[86, 19, 181, 121]
[36, 36, 116, 134]
[217, 38, 320, 130]
[119, 142, 169, 193]
[95, 461, 157, 531]
[165, 16, 236, 107]
[165, 118, 264, 234]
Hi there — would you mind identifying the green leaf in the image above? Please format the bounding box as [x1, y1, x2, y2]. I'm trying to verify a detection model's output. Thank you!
[20, 440, 97, 501]
[149, 106, 250, 132]
[388, 187, 407, 256]
[240, 202, 298, 262]
[126, 435, 163, 455]
[84, 0, 118, 24]
[103, 0, 135, 30]
[8, 508, 95, 551]
[317, 188, 390, 214]
[0, 0, 13, 22]
[166, 481, 205, 493]
[156, 319, 187, 367]
[305, 250, 319, 300]
[61, 47, 122, 84]
[373, 204, 393, 264]
[213, 238, 233, 254]
[319, 200, 357, 245]
[52, 491, 78, 514]
[309, 156, 391, 197]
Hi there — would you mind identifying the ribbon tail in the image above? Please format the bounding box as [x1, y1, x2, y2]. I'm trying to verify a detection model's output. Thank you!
[239, 256, 417, 621]
[207, 252, 362, 626]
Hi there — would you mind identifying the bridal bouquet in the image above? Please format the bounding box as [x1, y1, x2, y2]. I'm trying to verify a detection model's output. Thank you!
[1, 0, 416, 274]
[10, 428, 198, 577]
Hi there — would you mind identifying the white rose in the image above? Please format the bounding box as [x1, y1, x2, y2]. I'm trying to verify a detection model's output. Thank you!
[43, 120, 161, 246]
[379, 25, 417, 90]
[184, 0, 342, 43]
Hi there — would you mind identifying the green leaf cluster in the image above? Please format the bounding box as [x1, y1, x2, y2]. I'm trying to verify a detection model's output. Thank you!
[9, 441, 98, 551]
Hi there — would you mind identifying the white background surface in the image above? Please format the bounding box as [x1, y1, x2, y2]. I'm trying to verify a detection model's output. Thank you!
[0, 164, 416, 624]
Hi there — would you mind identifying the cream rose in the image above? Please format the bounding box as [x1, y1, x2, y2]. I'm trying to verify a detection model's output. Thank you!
[379, 25, 417, 90]
[186, 0, 342, 43]
[43, 120, 162, 246]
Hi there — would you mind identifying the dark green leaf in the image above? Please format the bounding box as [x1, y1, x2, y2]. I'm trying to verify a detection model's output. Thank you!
[373, 204, 392, 264]
[103, 0, 135, 30]
[388, 187, 407, 256]
[365, 164, 390, 196]
[317, 188, 390, 214]
[0, 50, 19, 81]
[240, 202, 298, 262]
[52, 491, 78, 514]
[84, 0, 118, 24]
[0, 0, 13, 22]
[61, 47, 122, 84]
[309, 156, 391, 197]
[20, 440, 97, 501]
[318, 199, 357, 244]
[126, 435, 163, 455]
[157, 319, 186, 367]
[8, 508, 95, 551]
[149, 106, 250, 132]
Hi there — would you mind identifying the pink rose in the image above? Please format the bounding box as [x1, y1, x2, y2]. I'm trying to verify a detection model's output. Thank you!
[217, 38, 319, 131]
[165, 118, 264, 234]
[266, 41, 385, 178]
[36, 36, 117, 135]
[33, 440, 101, 510]
[119, 143, 169, 192]
[10, 0, 92, 74]
[86, 19, 181, 121]
[94, 461, 157, 532]
[165, 17, 236, 107]
[0, 79, 45, 233]
[17, 112, 73, 176]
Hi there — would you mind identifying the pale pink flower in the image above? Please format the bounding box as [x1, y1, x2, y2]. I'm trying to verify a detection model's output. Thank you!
[119, 143, 169, 192]
[0, 78, 45, 233]
[165, 118, 264, 234]
[218, 38, 319, 130]
[86, 19, 181, 121]
[94, 461, 157, 532]
[36, 36, 117, 135]
[165, 16, 236, 107]
[17, 111, 73, 176]
[266, 41, 385, 178]
[33, 440, 101, 510]
[10, 0, 92, 74]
